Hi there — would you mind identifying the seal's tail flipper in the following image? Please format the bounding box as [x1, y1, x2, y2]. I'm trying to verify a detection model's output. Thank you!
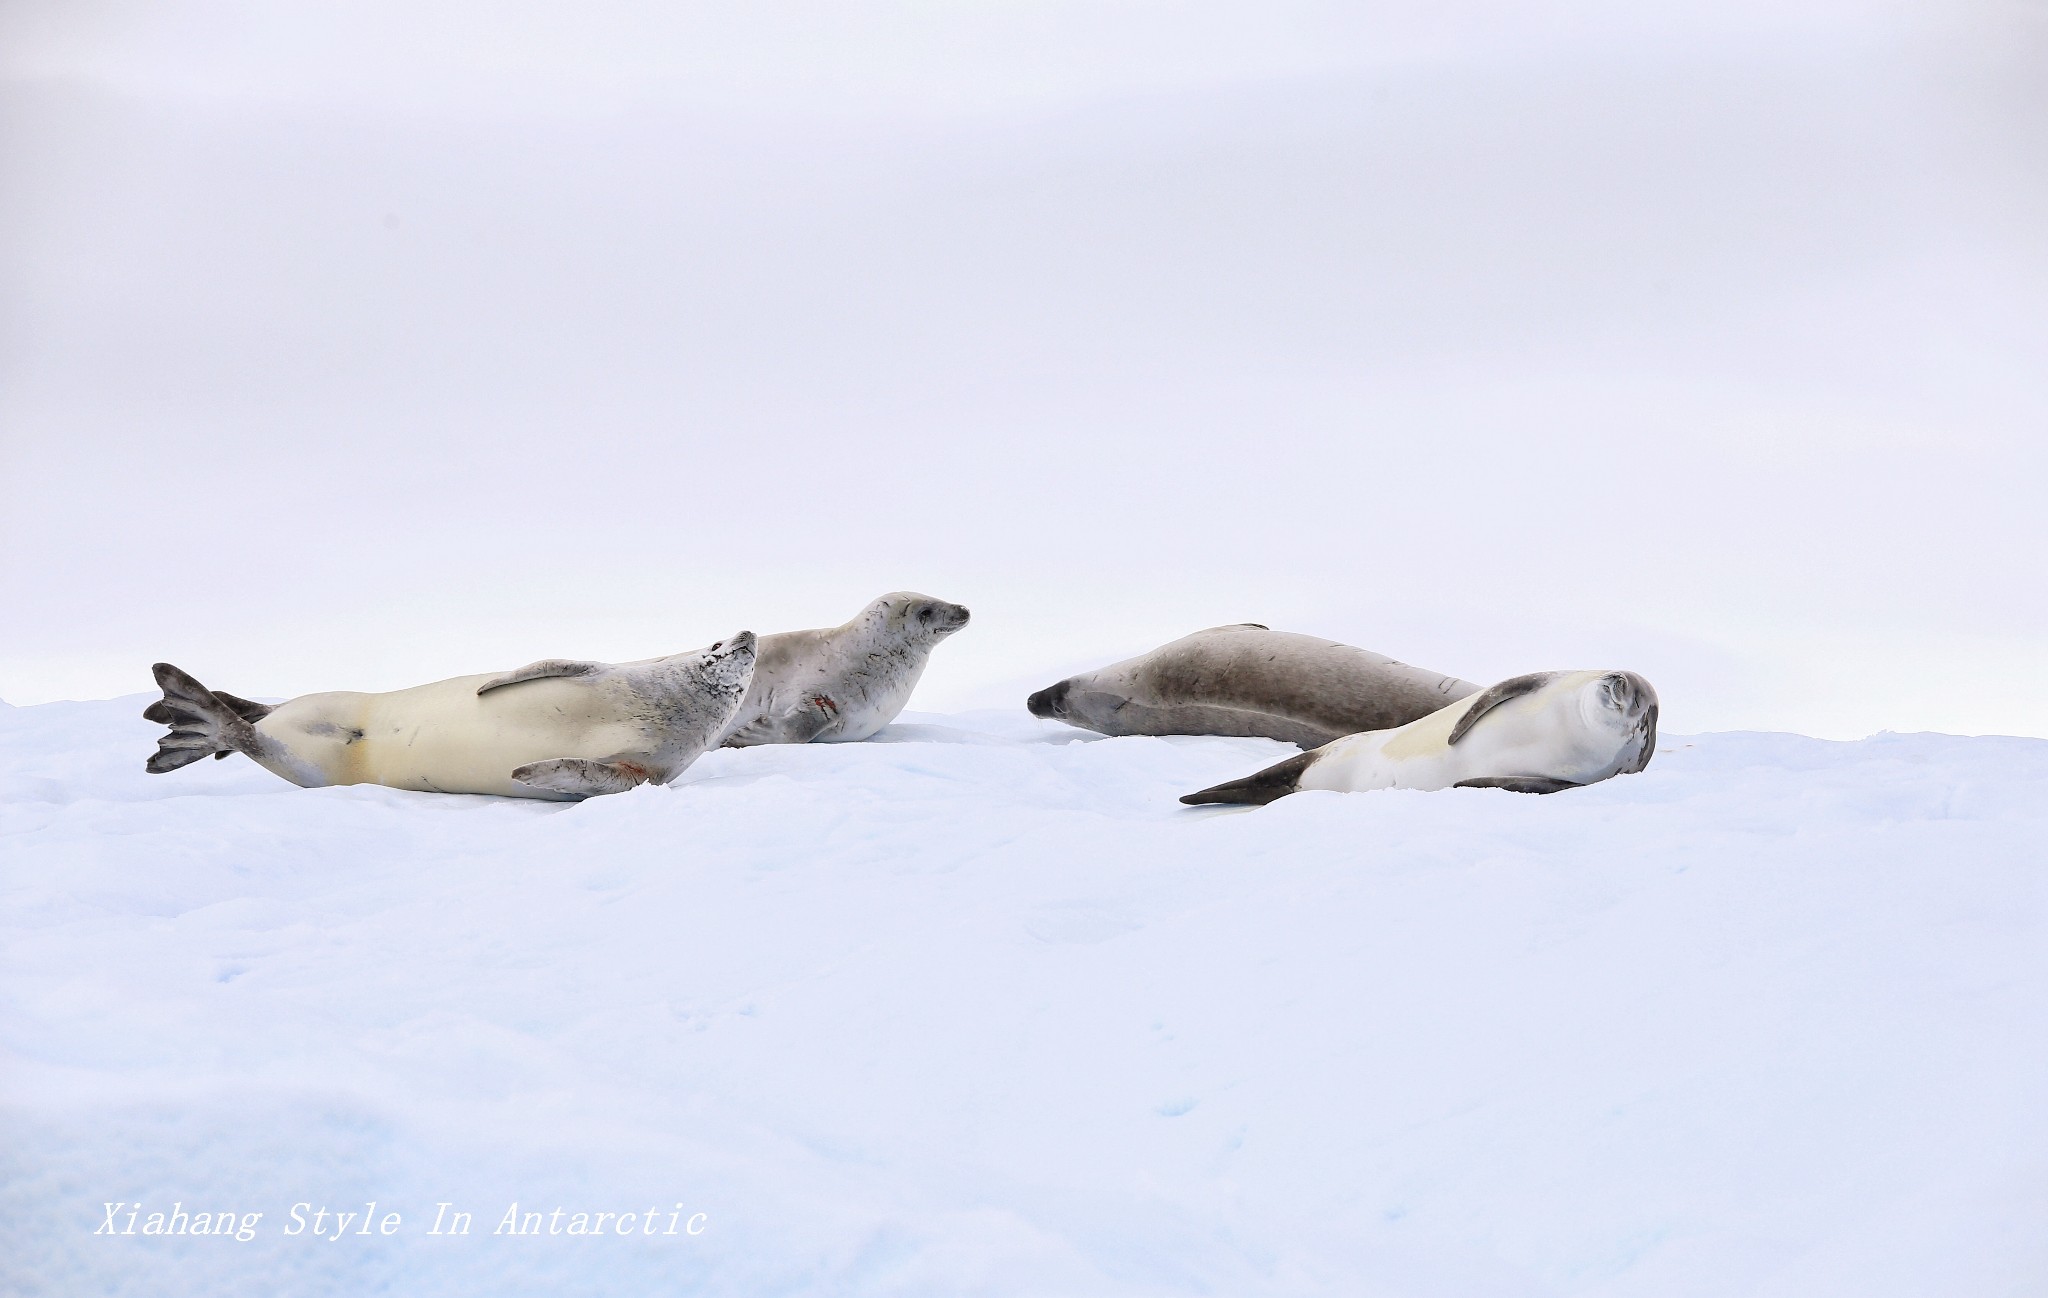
[144, 663, 270, 773]
[1179, 752, 1317, 806]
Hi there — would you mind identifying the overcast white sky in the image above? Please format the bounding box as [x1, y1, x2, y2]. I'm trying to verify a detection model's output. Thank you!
[3, 1, 2044, 737]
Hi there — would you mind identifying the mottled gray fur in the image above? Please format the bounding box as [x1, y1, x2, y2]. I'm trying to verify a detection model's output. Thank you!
[487, 632, 760, 795]
[719, 593, 970, 747]
[1028, 624, 1477, 748]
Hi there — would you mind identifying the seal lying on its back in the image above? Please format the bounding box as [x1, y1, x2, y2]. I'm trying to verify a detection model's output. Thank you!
[1028, 624, 1477, 749]
[1181, 669, 1659, 806]
[719, 592, 970, 746]
[144, 633, 758, 801]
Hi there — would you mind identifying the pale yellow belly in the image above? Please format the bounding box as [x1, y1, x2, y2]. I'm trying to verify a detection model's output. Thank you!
[260, 675, 651, 799]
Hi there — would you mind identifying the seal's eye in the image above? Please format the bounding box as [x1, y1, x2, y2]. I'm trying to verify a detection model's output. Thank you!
[918, 607, 934, 623]
[709, 641, 723, 652]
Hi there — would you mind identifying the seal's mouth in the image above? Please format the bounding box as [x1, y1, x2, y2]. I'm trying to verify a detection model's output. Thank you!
[1632, 703, 1659, 766]
[1026, 679, 1070, 719]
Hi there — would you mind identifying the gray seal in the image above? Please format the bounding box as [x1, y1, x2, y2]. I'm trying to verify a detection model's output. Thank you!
[1027, 624, 1477, 748]
[719, 592, 971, 746]
[143, 633, 758, 801]
[1180, 669, 1660, 806]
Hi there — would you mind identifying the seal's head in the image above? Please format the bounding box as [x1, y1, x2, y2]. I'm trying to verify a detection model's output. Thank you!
[1025, 672, 1123, 731]
[868, 592, 971, 643]
[1026, 677, 1072, 721]
[692, 630, 759, 701]
[1578, 670, 1659, 774]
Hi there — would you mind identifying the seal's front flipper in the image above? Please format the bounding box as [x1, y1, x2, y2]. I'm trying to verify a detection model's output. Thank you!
[1455, 775, 1581, 794]
[478, 660, 606, 696]
[724, 694, 840, 747]
[775, 694, 840, 744]
[1446, 672, 1563, 745]
[510, 757, 657, 799]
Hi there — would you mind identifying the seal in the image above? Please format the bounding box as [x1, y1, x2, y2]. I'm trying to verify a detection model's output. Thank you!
[719, 592, 970, 746]
[143, 632, 758, 801]
[1027, 624, 1478, 748]
[1180, 669, 1659, 806]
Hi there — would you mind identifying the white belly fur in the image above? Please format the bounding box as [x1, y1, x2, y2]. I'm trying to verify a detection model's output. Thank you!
[1300, 670, 1623, 793]
[817, 663, 924, 742]
[254, 674, 654, 799]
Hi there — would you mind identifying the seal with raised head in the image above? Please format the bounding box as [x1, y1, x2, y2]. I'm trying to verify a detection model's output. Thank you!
[144, 632, 758, 801]
[1180, 669, 1659, 806]
[1028, 624, 1477, 749]
[718, 592, 970, 746]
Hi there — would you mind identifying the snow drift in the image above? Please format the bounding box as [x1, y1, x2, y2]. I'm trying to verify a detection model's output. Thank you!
[3, 697, 2045, 1296]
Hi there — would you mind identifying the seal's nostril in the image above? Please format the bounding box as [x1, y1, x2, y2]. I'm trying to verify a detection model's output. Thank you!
[1027, 680, 1070, 718]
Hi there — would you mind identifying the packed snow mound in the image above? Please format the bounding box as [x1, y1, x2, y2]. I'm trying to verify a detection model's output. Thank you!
[4, 697, 2046, 1298]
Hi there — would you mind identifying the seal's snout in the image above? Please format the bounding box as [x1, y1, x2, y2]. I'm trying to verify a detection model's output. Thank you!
[922, 601, 970, 635]
[702, 630, 758, 690]
[1027, 679, 1070, 719]
[904, 596, 971, 638]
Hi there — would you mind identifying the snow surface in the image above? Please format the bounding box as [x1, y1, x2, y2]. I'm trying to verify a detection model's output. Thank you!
[4, 697, 2046, 1297]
